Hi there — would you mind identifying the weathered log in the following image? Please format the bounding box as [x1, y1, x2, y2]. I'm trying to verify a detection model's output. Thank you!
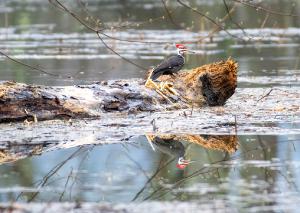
[0, 86, 298, 150]
[0, 59, 237, 123]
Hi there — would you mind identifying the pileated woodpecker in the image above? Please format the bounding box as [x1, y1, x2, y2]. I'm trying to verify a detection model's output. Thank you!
[151, 136, 190, 170]
[150, 44, 188, 80]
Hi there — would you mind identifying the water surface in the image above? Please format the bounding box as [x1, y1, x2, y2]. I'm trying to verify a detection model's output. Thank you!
[1, 134, 300, 209]
[0, 0, 299, 86]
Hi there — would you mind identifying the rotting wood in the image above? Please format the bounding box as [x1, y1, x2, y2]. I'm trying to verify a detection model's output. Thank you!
[0, 59, 238, 123]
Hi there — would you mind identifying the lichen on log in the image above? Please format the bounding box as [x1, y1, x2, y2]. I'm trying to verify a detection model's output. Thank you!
[0, 59, 238, 123]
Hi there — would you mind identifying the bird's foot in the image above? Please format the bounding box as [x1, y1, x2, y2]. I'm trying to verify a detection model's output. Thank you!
[158, 82, 179, 96]
[158, 82, 194, 108]
[145, 78, 175, 104]
[145, 78, 192, 108]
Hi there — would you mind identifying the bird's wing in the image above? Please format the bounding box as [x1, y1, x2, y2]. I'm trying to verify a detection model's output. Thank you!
[151, 56, 183, 80]
[152, 137, 185, 157]
[155, 55, 183, 72]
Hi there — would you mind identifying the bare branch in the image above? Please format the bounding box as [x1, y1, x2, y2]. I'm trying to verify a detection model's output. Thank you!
[176, 0, 245, 41]
[49, 0, 101, 32]
[96, 32, 147, 70]
[161, 0, 182, 29]
[49, 0, 147, 70]
[222, 0, 249, 38]
[0, 50, 61, 77]
[232, 0, 300, 17]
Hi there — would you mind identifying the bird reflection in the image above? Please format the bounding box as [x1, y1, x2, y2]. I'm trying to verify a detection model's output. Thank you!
[146, 134, 238, 170]
[146, 135, 190, 169]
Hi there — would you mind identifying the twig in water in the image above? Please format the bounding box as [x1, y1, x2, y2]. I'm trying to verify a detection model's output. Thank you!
[59, 168, 73, 201]
[257, 88, 273, 102]
[234, 115, 238, 136]
[131, 157, 175, 201]
[50, 0, 148, 71]
[151, 119, 158, 132]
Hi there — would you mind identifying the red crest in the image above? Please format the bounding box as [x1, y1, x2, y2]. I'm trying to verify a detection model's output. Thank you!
[176, 163, 188, 170]
[175, 44, 187, 49]
[176, 158, 190, 170]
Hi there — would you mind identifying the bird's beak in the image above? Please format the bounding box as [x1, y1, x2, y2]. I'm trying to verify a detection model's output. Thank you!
[176, 163, 187, 169]
[176, 160, 190, 169]
[180, 159, 190, 164]
[186, 50, 196, 54]
[176, 158, 192, 169]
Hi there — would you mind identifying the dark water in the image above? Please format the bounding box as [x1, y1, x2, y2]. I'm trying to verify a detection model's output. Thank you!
[0, 0, 300, 211]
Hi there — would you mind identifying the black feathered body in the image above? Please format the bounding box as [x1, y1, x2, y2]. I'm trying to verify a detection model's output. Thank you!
[152, 137, 185, 158]
[150, 55, 185, 80]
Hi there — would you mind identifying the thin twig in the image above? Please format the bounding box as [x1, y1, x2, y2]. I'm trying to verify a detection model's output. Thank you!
[257, 88, 273, 102]
[222, 0, 249, 38]
[177, 0, 245, 42]
[96, 32, 147, 70]
[0, 50, 61, 77]
[132, 157, 175, 201]
[50, 0, 147, 70]
[260, 12, 270, 29]
[59, 168, 73, 201]
[161, 0, 182, 29]
[232, 0, 300, 17]
[27, 147, 84, 202]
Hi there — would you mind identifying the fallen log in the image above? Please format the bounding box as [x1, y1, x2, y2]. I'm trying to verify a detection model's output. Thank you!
[0, 59, 237, 123]
[0, 86, 298, 150]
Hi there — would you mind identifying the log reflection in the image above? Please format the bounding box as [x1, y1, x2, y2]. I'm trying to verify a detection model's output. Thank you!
[146, 134, 238, 169]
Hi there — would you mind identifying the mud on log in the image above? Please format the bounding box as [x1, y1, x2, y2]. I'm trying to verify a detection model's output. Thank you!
[0, 59, 237, 123]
